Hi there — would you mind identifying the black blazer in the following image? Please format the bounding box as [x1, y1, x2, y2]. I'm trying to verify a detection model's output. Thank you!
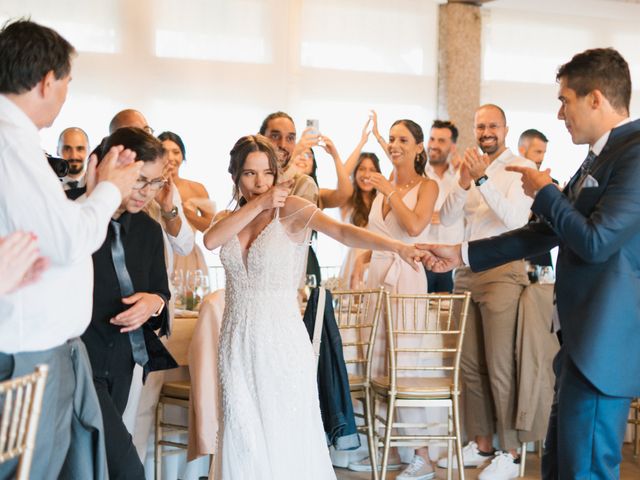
[468, 120, 640, 397]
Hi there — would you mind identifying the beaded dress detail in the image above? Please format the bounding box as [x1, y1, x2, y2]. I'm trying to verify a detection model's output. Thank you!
[216, 206, 336, 479]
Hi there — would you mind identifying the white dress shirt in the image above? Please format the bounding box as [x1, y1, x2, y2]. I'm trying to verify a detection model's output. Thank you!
[441, 148, 535, 247]
[163, 185, 195, 267]
[424, 162, 464, 244]
[0, 95, 121, 353]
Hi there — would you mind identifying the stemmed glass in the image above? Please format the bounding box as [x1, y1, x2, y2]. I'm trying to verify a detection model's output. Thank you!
[170, 269, 185, 309]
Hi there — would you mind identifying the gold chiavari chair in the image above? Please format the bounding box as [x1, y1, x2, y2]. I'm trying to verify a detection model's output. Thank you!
[331, 287, 385, 476]
[0, 364, 48, 480]
[371, 292, 471, 480]
[629, 398, 640, 456]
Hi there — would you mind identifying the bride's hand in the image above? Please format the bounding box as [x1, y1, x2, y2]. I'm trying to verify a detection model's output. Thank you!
[396, 242, 426, 272]
[256, 181, 293, 210]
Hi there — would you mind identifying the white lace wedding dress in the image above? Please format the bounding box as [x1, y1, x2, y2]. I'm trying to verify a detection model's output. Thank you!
[216, 206, 336, 480]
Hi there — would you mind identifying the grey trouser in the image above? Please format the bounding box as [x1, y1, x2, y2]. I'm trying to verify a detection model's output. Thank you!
[454, 261, 528, 450]
[0, 341, 75, 480]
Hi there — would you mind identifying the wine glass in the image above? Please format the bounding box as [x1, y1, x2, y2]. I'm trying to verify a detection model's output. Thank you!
[170, 269, 185, 309]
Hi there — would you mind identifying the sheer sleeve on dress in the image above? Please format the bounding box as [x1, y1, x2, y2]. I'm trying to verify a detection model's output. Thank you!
[279, 196, 320, 245]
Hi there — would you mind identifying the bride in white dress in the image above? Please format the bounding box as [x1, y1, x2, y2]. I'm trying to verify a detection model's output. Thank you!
[204, 135, 425, 480]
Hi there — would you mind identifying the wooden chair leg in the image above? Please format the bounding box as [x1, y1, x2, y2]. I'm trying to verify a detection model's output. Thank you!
[154, 399, 163, 480]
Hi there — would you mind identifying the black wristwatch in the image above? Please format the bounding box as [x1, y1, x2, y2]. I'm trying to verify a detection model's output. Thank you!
[161, 206, 179, 220]
[474, 175, 489, 187]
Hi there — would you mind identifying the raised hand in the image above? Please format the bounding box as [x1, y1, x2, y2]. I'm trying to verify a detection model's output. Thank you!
[415, 243, 463, 273]
[257, 181, 293, 210]
[505, 165, 553, 198]
[464, 147, 491, 181]
[154, 174, 174, 212]
[320, 136, 339, 158]
[291, 127, 320, 160]
[459, 161, 472, 190]
[0, 232, 49, 294]
[368, 172, 394, 196]
[360, 116, 372, 144]
[90, 145, 143, 198]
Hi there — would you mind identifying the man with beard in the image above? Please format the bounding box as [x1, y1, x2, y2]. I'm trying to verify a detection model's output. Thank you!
[259, 111, 319, 202]
[58, 127, 90, 190]
[423, 120, 463, 292]
[436, 104, 535, 479]
[518, 128, 548, 170]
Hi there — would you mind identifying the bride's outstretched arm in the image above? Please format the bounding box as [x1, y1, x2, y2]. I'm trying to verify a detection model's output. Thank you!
[307, 206, 425, 271]
[203, 184, 289, 250]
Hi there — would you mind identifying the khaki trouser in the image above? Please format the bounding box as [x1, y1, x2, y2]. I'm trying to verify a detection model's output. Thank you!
[454, 261, 528, 450]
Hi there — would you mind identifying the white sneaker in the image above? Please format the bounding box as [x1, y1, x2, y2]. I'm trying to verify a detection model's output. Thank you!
[347, 454, 402, 472]
[436, 441, 494, 468]
[396, 455, 435, 480]
[477, 452, 519, 480]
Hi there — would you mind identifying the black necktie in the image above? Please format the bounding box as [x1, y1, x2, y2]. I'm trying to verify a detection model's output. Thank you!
[67, 180, 79, 189]
[110, 220, 149, 367]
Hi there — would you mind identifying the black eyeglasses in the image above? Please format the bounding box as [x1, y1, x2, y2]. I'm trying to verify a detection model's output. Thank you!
[132, 178, 165, 191]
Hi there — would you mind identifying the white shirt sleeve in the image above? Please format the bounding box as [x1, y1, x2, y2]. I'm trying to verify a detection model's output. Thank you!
[461, 241, 470, 266]
[0, 137, 120, 265]
[439, 178, 468, 227]
[165, 185, 195, 256]
[477, 175, 533, 231]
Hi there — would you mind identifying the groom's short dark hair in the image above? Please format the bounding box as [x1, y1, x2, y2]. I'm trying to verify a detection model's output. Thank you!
[557, 48, 631, 114]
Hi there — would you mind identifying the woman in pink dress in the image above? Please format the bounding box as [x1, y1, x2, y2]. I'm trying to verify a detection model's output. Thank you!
[349, 119, 442, 480]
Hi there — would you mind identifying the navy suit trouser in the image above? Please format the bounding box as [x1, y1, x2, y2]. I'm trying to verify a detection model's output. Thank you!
[542, 348, 631, 479]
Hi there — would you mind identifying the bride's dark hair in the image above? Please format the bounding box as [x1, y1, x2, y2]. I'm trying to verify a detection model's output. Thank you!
[228, 134, 279, 207]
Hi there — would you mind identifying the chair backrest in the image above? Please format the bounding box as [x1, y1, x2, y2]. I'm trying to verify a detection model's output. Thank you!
[331, 288, 385, 383]
[0, 364, 49, 480]
[384, 292, 471, 393]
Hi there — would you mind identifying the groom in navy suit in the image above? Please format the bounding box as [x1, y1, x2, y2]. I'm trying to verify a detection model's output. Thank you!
[420, 48, 640, 479]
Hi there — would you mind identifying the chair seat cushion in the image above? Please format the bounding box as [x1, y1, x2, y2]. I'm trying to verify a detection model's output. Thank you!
[161, 380, 191, 400]
[348, 374, 366, 390]
[371, 376, 453, 398]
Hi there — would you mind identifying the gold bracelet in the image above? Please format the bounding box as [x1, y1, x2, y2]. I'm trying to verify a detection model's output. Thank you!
[386, 190, 397, 202]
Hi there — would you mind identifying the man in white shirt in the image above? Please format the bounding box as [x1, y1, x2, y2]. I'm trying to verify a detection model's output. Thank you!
[58, 126, 90, 190]
[437, 104, 535, 479]
[518, 128, 548, 170]
[424, 120, 464, 292]
[0, 19, 141, 480]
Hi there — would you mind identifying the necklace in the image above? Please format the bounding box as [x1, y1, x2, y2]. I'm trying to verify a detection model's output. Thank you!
[395, 176, 420, 190]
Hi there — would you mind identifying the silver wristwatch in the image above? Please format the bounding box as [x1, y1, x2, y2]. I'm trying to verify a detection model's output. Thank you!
[161, 206, 179, 220]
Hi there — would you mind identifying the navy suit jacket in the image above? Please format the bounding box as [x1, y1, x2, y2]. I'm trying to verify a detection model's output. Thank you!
[468, 119, 640, 398]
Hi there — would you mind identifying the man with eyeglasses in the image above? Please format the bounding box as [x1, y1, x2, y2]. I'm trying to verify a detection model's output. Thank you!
[82, 126, 177, 480]
[436, 104, 536, 478]
[109, 108, 154, 135]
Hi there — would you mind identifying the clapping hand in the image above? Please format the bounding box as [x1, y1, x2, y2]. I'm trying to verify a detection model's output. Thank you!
[464, 148, 490, 181]
[86, 146, 142, 198]
[415, 243, 463, 273]
[320, 136, 339, 159]
[368, 172, 394, 196]
[0, 232, 49, 294]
